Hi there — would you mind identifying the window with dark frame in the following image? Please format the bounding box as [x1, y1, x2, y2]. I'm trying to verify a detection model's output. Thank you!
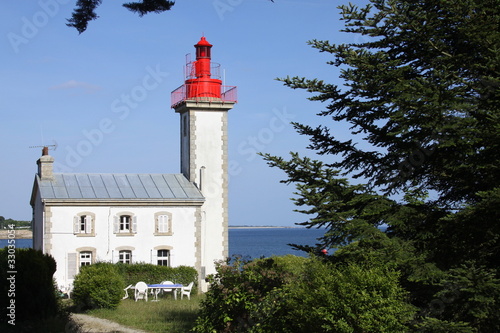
[80, 215, 87, 232]
[157, 249, 170, 266]
[120, 215, 131, 232]
[80, 251, 92, 266]
[119, 250, 132, 264]
[74, 214, 93, 235]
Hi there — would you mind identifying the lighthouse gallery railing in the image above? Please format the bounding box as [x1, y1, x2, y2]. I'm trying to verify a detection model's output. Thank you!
[171, 84, 237, 108]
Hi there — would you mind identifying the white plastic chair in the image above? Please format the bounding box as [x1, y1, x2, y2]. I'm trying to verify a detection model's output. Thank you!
[123, 284, 133, 299]
[134, 281, 148, 302]
[180, 282, 194, 300]
[158, 280, 176, 299]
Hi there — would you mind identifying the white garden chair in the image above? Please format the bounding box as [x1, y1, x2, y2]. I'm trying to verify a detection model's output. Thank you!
[157, 280, 177, 299]
[134, 281, 148, 302]
[180, 282, 194, 300]
[123, 284, 133, 299]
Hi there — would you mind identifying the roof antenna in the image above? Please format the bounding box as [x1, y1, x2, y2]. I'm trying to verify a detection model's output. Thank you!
[29, 140, 58, 154]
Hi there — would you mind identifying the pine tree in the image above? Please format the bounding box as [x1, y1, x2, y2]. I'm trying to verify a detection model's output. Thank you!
[67, 0, 175, 33]
[263, 0, 500, 330]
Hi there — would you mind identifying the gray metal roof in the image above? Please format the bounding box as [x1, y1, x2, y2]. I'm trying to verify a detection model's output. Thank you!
[37, 173, 204, 201]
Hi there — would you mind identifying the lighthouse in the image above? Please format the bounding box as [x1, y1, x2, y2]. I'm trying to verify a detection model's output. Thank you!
[171, 37, 237, 291]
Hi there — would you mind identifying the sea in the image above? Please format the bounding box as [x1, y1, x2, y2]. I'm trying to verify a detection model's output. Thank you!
[0, 227, 327, 260]
[228, 227, 327, 259]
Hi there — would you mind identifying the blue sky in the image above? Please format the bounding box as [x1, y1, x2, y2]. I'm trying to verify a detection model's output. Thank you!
[1, 0, 366, 226]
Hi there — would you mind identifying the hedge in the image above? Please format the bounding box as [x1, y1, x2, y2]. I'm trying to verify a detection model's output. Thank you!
[115, 263, 198, 294]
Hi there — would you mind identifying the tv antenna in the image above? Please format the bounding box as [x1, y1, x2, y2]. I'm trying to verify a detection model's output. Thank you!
[29, 140, 58, 151]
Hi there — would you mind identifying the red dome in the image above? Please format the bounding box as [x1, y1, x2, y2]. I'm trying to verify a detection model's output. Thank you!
[195, 36, 212, 47]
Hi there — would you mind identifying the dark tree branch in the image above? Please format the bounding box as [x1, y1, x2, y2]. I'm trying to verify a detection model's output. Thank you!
[123, 0, 175, 17]
[66, 0, 103, 34]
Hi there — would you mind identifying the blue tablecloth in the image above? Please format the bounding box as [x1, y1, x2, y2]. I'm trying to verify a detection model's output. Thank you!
[148, 284, 183, 288]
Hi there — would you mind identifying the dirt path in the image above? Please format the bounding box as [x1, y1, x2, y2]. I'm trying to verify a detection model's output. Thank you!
[69, 313, 149, 333]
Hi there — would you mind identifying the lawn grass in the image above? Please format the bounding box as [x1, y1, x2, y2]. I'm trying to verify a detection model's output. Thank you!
[85, 294, 202, 332]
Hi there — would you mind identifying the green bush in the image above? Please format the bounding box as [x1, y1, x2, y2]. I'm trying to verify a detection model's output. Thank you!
[193, 255, 308, 332]
[263, 258, 416, 333]
[72, 262, 125, 310]
[193, 255, 416, 333]
[0, 248, 59, 324]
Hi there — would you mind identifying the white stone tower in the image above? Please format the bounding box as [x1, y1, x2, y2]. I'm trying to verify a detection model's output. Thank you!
[171, 37, 237, 290]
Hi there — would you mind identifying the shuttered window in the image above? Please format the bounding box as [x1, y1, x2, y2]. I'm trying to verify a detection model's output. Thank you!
[158, 215, 170, 233]
[113, 214, 137, 234]
[154, 212, 172, 235]
[73, 214, 94, 236]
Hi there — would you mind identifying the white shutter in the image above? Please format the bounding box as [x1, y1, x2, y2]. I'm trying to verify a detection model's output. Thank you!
[113, 216, 119, 233]
[158, 215, 169, 233]
[73, 216, 79, 234]
[132, 216, 137, 233]
[85, 216, 92, 234]
[67, 253, 77, 278]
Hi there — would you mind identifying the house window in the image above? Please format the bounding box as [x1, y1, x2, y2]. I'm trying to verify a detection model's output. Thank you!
[80, 251, 92, 266]
[157, 249, 170, 266]
[154, 212, 173, 235]
[120, 215, 131, 232]
[158, 215, 169, 233]
[73, 213, 95, 236]
[114, 213, 137, 234]
[74, 247, 97, 276]
[119, 250, 132, 264]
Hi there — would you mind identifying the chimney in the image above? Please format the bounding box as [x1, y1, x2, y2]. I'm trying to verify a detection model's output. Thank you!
[37, 147, 54, 180]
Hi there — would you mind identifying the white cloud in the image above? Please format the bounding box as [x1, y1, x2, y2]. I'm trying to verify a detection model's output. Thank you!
[49, 80, 101, 93]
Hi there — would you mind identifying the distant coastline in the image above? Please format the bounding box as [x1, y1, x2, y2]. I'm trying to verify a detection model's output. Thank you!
[0, 229, 32, 239]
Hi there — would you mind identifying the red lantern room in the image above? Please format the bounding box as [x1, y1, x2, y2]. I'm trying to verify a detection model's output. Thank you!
[194, 37, 212, 77]
[171, 37, 237, 108]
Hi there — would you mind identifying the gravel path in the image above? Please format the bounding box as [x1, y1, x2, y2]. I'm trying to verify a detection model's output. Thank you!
[69, 313, 149, 333]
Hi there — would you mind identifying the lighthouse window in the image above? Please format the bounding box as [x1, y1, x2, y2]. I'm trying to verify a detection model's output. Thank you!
[197, 47, 210, 58]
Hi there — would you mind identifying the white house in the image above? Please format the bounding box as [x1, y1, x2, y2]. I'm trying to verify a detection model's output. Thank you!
[30, 37, 237, 292]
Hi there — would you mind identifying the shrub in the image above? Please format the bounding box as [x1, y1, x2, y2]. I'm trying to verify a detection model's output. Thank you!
[262, 258, 416, 333]
[0, 248, 59, 324]
[193, 255, 416, 333]
[72, 262, 125, 310]
[193, 255, 308, 333]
